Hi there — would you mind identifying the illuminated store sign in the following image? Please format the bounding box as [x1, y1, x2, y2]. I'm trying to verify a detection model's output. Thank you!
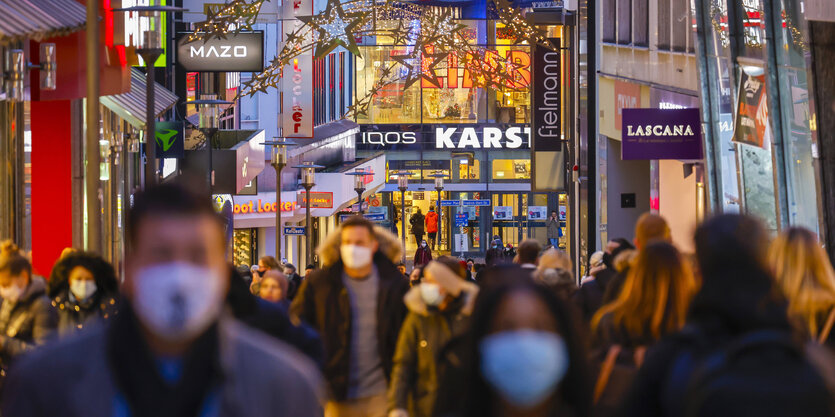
[435, 127, 530, 149]
[358, 125, 531, 150]
[234, 200, 296, 214]
[176, 32, 265, 72]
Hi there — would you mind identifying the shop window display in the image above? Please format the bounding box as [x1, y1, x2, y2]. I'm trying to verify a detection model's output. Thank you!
[492, 159, 531, 180]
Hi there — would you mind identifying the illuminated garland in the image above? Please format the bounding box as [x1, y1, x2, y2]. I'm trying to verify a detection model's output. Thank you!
[188, 0, 555, 118]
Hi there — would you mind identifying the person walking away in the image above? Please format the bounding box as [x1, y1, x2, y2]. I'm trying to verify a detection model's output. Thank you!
[250, 255, 281, 295]
[590, 242, 696, 417]
[0, 242, 57, 382]
[769, 227, 835, 348]
[434, 269, 591, 417]
[485, 239, 505, 267]
[388, 258, 479, 417]
[602, 213, 671, 304]
[622, 215, 835, 417]
[259, 271, 290, 307]
[292, 215, 410, 417]
[414, 240, 433, 268]
[283, 263, 304, 301]
[515, 239, 540, 270]
[572, 238, 634, 323]
[546, 211, 562, 248]
[411, 209, 426, 246]
[425, 207, 439, 250]
[48, 251, 119, 335]
[1, 184, 324, 417]
[535, 248, 576, 300]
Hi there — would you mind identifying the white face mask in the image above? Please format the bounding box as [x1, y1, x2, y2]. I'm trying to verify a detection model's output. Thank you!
[341, 244, 374, 269]
[0, 284, 23, 303]
[420, 283, 443, 306]
[70, 280, 97, 302]
[131, 262, 225, 343]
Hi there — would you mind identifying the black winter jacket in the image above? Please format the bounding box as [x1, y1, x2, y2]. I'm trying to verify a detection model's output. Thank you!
[0, 277, 57, 369]
[291, 253, 410, 401]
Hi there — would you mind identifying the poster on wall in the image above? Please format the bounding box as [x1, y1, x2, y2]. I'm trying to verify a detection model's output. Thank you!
[528, 206, 547, 220]
[621, 108, 703, 160]
[494, 206, 513, 220]
[733, 70, 769, 148]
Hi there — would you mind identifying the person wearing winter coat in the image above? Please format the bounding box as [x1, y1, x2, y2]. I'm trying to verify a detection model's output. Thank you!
[411, 209, 426, 245]
[414, 240, 433, 268]
[291, 215, 410, 416]
[388, 258, 479, 417]
[48, 251, 119, 336]
[425, 207, 439, 250]
[485, 239, 505, 267]
[546, 211, 563, 247]
[535, 248, 577, 300]
[622, 215, 835, 417]
[0, 242, 58, 377]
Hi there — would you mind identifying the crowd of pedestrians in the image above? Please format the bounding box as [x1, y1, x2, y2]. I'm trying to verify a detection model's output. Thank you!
[1, 182, 835, 416]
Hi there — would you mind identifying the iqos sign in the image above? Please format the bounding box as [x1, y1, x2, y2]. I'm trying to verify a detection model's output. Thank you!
[176, 32, 264, 72]
[361, 131, 417, 145]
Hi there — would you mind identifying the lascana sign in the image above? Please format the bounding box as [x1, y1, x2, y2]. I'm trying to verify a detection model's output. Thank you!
[621, 108, 703, 160]
[176, 32, 265, 72]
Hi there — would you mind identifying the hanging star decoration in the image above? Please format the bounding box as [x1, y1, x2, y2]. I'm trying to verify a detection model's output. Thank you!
[298, 0, 371, 57]
[188, 0, 266, 42]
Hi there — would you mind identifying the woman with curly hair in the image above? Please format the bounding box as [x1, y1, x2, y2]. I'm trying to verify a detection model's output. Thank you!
[48, 252, 119, 335]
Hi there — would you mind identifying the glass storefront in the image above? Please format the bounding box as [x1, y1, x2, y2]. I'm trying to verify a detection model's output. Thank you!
[694, 0, 821, 232]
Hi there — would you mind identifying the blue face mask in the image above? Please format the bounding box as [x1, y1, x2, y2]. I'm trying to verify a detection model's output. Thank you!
[479, 330, 569, 408]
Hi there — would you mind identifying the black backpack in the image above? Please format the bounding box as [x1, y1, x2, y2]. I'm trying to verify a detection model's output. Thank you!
[662, 328, 835, 417]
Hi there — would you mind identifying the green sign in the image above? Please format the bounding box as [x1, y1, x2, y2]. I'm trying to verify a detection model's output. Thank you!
[155, 121, 184, 158]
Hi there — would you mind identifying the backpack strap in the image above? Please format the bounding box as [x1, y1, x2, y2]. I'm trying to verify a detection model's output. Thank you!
[594, 345, 622, 403]
[818, 308, 835, 345]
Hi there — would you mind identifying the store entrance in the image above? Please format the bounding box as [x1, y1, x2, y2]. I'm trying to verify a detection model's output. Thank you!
[490, 192, 567, 251]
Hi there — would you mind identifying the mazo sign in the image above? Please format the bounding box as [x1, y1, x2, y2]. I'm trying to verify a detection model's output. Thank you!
[177, 32, 264, 72]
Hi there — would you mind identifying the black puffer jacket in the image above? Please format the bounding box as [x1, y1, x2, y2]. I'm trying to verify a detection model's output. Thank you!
[0, 277, 57, 369]
[51, 290, 119, 336]
[291, 252, 410, 401]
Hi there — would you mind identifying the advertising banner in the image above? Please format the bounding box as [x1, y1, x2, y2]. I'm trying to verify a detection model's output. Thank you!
[282, 54, 314, 138]
[621, 108, 703, 160]
[733, 71, 769, 148]
[155, 121, 184, 159]
[232, 130, 266, 193]
[176, 32, 265, 72]
[528, 206, 547, 220]
[494, 206, 513, 220]
[532, 38, 562, 152]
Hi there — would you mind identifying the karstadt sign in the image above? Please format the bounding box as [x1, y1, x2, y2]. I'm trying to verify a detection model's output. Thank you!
[176, 32, 264, 72]
[357, 124, 531, 150]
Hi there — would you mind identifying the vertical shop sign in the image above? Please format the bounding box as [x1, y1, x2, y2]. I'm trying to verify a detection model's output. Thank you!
[614, 80, 642, 130]
[282, 0, 314, 138]
[532, 39, 562, 152]
[155, 121, 184, 158]
[733, 71, 769, 148]
[532, 38, 565, 192]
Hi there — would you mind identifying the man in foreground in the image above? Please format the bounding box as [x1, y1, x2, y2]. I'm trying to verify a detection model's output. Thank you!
[1, 184, 324, 416]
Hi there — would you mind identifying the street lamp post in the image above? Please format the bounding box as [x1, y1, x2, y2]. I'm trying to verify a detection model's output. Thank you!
[263, 138, 297, 261]
[114, 5, 185, 188]
[293, 162, 324, 267]
[393, 171, 413, 264]
[345, 168, 370, 214]
[429, 171, 446, 252]
[187, 97, 232, 192]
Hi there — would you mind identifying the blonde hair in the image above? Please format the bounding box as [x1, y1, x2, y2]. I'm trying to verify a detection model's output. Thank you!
[592, 241, 697, 342]
[769, 227, 835, 337]
[634, 213, 671, 249]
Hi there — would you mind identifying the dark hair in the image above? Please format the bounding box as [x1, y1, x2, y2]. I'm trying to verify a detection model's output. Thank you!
[48, 252, 119, 299]
[127, 183, 222, 249]
[458, 269, 591, 417]
[305, 264, 314, 270]
[397, 262, 405, 267]
[518, 239, 542, 264]
[0, 241, 31, 277]
[283, 262, 296, 272]
[466, 258, 474, 263]
[260, 256, 281, 270]
[690, 214, 791, 333]
[341, 215, 376, 237]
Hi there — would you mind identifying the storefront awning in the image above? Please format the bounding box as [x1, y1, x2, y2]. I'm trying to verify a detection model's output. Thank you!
[0, 0, 87, 44]
[101, 69, 179, 129]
